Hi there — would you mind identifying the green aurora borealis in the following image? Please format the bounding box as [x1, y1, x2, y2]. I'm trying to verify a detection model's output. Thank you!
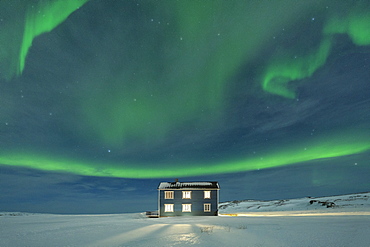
[0, 0, 369, 178]
[1, 128, 369, 178]
[19, 0, 89, 76]
[262, 3, 370, 98]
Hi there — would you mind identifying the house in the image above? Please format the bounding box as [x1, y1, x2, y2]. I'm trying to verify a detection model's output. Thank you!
[157, 180, 220, 217]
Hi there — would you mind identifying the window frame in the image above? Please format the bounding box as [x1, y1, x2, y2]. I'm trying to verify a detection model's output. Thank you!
[164, 191, 174, 199]
[204, 190, 211, 199]
[182, 191, 192, 199]
[182, 204, 192, 212]
[204, 203, 211, 212]
[164, 204, 174, 212]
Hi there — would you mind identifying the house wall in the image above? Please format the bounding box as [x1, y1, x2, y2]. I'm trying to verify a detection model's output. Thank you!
[159, 189, 218, 217]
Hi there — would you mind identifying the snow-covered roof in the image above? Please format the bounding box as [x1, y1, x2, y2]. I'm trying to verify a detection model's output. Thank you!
[158, 181, 219, 190]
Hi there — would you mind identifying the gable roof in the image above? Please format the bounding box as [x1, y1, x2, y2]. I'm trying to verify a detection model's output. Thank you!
[158, 181, 219, 190]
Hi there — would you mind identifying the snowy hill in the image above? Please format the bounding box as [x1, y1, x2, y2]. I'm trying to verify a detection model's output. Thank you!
[219, 192, 370, 216]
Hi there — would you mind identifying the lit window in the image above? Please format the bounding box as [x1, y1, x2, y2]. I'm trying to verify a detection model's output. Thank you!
[182, 191, 191, 199]
[204, 191, 211, 199]
[164, 204, 174, 212]
[204, 203, 211, 212]
[182, 204, 192, 212]
[165, 191, 174, 199]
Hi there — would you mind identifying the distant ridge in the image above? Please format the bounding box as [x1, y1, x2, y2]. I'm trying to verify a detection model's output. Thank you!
[219, 191, 370, 215]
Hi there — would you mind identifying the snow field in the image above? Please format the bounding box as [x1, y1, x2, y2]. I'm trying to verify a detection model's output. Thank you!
[1, 212, 370, 247]
[1, 192, 370, 246]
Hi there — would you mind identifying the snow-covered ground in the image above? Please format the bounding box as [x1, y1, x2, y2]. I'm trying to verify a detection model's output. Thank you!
[219, 191, 370, 216]
[1, 192, 370, 247]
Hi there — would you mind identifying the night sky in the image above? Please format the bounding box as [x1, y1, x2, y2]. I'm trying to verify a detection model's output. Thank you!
[0, 0, 369, 214]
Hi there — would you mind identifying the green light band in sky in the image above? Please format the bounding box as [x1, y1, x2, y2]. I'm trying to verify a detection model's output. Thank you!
[19, 0, 89, 75]
[1, 130, 369, 178]
[262, 5, 370, 98]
